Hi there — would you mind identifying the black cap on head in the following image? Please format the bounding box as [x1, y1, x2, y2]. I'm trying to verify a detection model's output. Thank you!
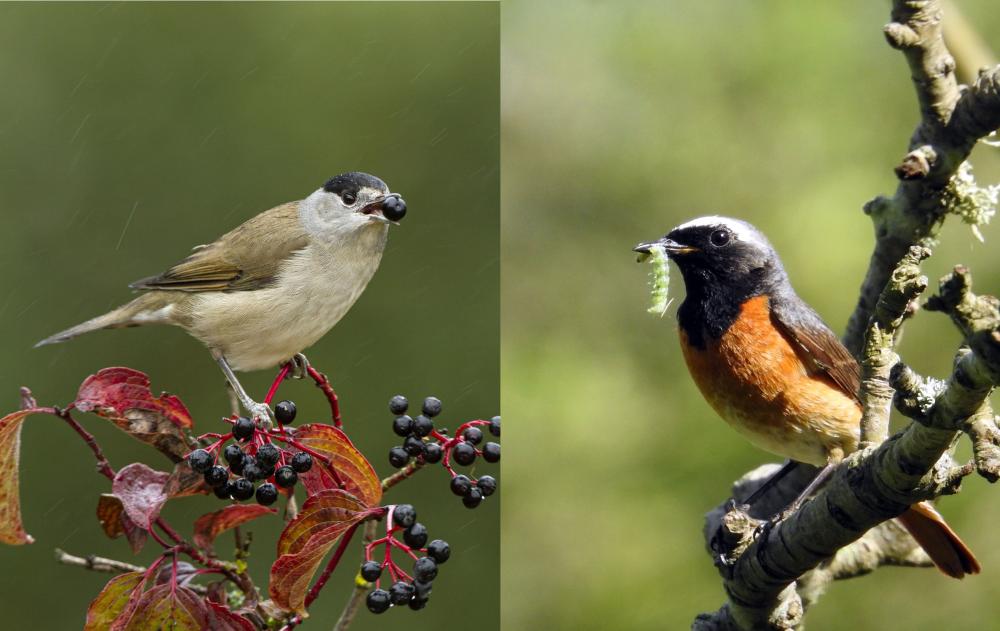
[322, 172, 388, 198]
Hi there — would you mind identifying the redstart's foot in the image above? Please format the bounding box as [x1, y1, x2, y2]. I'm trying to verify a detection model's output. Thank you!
[725, 498, 751, 515]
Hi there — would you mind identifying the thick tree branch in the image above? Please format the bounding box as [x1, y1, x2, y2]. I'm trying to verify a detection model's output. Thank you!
[692, 2, 1000, 629]
[697, 256, 1000, 629]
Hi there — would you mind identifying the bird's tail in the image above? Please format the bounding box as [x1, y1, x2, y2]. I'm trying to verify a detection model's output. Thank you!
[897, 501, 980, 579]
[34, 294, 175, 347]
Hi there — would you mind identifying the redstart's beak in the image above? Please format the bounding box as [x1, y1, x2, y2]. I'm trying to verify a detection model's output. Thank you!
[633, 238, 698, 257]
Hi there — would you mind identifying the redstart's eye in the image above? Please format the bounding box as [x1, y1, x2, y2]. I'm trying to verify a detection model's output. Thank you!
[709, 229, 731, 247]
[342, 192, 357, 205]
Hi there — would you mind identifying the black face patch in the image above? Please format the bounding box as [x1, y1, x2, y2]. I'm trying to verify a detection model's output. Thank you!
[666, 221, 786, 348]
[322, 172, 388, 199]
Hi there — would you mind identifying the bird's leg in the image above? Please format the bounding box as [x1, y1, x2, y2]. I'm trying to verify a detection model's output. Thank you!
[738, 460, 800, 509]
[779, 460, 836, 518]
[751, 456, 839, 542]
[288, 353, 310, 380]
[214, 353, 274, 427]
[224, 381, 240, 416]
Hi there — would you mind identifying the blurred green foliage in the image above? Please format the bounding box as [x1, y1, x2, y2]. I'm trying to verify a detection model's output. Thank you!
[0, 2, 497, 629]
[503, 1, 1000, 629]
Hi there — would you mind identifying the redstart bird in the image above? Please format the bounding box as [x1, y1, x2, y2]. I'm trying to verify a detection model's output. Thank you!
[36, 172, 406, 424]
[634, 216, 979, 578]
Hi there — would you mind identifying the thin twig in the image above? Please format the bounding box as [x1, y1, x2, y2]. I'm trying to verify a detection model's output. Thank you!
[55, 548, 145, 573]
[53, 406, 115, 481]
[50, 403, 263, 614]
[54, 548, 210, 595]
[381, 459, 426, 491]
[333, 519, 379, 631]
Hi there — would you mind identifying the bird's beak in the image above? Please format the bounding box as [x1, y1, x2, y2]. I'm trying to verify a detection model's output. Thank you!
[633, 238, 697, 258]
[361, 197, 397, 226]
[361, 194, 406, 226]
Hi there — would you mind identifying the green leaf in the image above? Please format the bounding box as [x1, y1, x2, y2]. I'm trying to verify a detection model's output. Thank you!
[84, 571, 144, 631]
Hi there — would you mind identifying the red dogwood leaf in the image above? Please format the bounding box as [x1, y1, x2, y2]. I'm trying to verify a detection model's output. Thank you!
[74, 367, 193, 462]
[193, 504, 275, 551]
[116, 584, 211, 630]
[99, 461, 207, 551]
[290, 424, 382, 507]
[112, 463, 170, 530]
[96, 493, 149, 553]
[84, 571, 144, 631]
[205, 601, 257, 631]
[97, 494, 127, 538]
[269, 489, 381, 615]
[0, 408, 44, 545]
[164, 460, 210, 498]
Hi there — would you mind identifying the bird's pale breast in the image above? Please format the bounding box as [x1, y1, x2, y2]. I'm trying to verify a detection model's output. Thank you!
[680, 295, 860, 466]
[180, 233, 385, 371]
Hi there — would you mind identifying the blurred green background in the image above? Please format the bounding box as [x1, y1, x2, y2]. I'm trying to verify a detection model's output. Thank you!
[0, 2, 497, 629]
[503, 1, 1000, 630]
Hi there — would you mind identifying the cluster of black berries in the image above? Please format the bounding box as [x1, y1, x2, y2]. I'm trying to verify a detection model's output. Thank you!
[449, 416, 500, 509]
[387, 395, 446, 467]
[362, 505, 451, 614]
[187, 399, 312, 506]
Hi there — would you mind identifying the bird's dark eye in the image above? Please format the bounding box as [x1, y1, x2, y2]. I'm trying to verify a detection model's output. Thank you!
[342, 192, 357, 205]
[709, 229, 731, 247]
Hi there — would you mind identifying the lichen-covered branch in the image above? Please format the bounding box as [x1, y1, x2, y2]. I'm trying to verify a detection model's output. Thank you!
[923, 265, 1000, 481]
[858, 246, 930, 447]
[691, 2, 1000, 629]
[843, 0, 1000, 356]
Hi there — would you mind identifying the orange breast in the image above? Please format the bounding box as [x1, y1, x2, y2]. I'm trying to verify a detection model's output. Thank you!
[680, 295, 860, 466]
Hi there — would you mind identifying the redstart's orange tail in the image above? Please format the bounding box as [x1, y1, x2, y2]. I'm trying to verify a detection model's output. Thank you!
[897, 501, 980, 579]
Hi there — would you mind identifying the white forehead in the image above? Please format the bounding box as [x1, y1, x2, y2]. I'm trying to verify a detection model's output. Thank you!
[674, 215, 770, 249]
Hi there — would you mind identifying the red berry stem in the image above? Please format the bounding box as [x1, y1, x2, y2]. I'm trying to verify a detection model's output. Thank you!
[148, 524, 173, 549]
[306, 365, 342, 428]
[263, 363, 292, 407]
[169, 548, 179, 595]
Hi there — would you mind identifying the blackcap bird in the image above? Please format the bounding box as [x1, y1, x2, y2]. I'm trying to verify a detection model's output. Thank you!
[36, 171, 406, 423]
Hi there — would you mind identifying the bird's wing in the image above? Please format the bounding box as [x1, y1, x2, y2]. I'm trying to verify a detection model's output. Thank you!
[130, 201, 309, 293]
[770, 297, 862, 405]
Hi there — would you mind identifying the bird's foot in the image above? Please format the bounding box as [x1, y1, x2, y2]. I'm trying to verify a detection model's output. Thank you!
[752, 507, 794, 542]
[246, 401, 275, 429]
[288, 353, 310, 380]
[725, 498, 752, 516]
